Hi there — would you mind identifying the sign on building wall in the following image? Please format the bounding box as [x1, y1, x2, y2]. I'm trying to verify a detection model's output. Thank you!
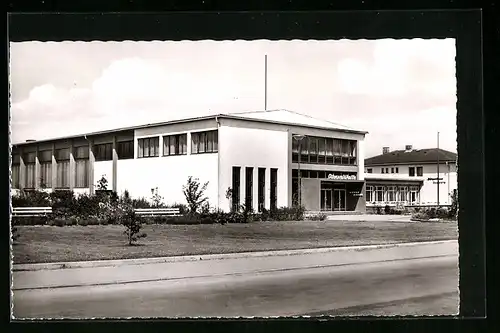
[327, 174, 356, 180]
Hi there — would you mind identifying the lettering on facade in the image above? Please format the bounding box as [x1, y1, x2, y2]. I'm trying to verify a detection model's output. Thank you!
[327, 174, 356, 180]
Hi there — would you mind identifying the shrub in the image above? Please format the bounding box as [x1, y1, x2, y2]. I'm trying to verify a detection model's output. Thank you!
[119, 201, 147, 245]
[268, 206, 305, 221]
[132, 197, 151, 209]
[49, 218, 68, 227]
[411, 211, 430, 221]
[384, 205, 391, 214]
[12, 189, 52, 207]
[449, 189, 458, 219]
[307, 213, 327, 221]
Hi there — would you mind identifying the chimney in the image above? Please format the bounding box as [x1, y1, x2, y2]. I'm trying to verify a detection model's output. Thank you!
[382, 147, 390, 154]
[405, 145, 413, 151]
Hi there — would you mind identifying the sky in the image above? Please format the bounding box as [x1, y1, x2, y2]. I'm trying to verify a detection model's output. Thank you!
[9, 39, 457, 158]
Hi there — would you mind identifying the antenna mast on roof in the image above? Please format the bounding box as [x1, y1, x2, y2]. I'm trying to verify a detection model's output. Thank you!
[264, 54, 268, 111]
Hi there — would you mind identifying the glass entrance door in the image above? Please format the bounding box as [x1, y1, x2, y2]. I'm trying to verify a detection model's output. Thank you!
[333, 189, 346, 211]
[321, 189, 333, 211]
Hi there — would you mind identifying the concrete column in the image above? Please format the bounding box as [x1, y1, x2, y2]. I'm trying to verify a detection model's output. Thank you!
[88, 140, 95, 195]
[34, 146, 40, 189]
[69, 140, 75, 190]
[112, 136, 118, 193]
[357, 139, 365, 181]
[253, 167, 259, 212]
[239, 167, 245, 211]
[19, 148, 25, 190]
[51, 143, 57, 190]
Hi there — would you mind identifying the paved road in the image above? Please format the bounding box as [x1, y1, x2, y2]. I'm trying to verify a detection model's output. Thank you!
[13, 255, 458, 318]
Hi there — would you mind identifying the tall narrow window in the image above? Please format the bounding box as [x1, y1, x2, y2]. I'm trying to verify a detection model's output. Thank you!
[318, 138, 326, 164]
[309, 137, 318, 163]
[292, 136, 299, 163]
[375, 186, 385, 202]
[55, 148, 70, 188]
[11, 153, 20, 189]
[117, 141, 134, 159]
[232, 166, 241, 211]
[326, 138, 334, 164]
[94, 143, 113, 161]
[366, 186, 373, 202]
[258, 168, 265, 212]
[38, 150, 52, 188]
[270, 168, 278, 210]
[163, 134, 188, 156]
[300, 137, 309, 163]
[245, 167, 254, 209]
[23, 152, 36, 188]
[367, 168, 373, 174]
[409, 167, 415, 177]
[416, 166, 423, 177]
[191, 130, 218, 154]
[387, 186, 396, 202]
[74, 146, 89, 188]
[137, 137, 159, 158]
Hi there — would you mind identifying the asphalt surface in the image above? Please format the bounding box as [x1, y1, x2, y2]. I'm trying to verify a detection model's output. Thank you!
[13, 255, 459, 318]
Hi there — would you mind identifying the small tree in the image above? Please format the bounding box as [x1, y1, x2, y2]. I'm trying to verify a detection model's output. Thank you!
[150, 187, 164, 208]
[183, 176, 209, 215]
[120, 191, 147, 246]
[97, 175, 108, 191]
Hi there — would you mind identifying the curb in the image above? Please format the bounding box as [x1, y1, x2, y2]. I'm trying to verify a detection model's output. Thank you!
[13, 240, 457, 272]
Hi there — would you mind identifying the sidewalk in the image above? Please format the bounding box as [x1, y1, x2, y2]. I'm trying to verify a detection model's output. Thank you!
[12, 240, 457, 290]
[326, 214, 412, 222]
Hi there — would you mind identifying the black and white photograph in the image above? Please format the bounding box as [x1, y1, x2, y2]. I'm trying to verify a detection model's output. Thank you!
[10, 38, 459, 318]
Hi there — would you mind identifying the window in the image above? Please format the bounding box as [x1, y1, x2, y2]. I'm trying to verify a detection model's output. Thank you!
[39, 150, 52, 188]
[117, 141, 134, 159]
[366, 186, 373, 202]
[409, 186, 419, 203]
[231, 167, 241, 211]
[300, 137, 309, 163]
[396, 167, 399, 173]
[270, 168, 278, 210]
[386, 168, 389, 173]
[74, 146, 89, 188]
[409, 167, 415, 177]
[416, 166, 423, 177]
[191, 130, 218, 154]
[292, 137, 299, 163]
[391, 167, 394, 173]
[23, 152, 36, 188]
[318, 138, 326, 164]
[138, 137, 159, 158]
[325, 138, 334, 164]
[258, 168, 265, 212]
[387, 186, 396, 202]
[309, 137, 318, 163]
[11, 153, 20, 189]
[94, 143, 113, 161]
[375, 186, 385, 202]
[163, 134, 187, 156]
[55, 148, 70, 188]
[381, 168, 385, 174]
[399, 186, 408, 202]
[367, 168, 373, 174]
[245, 167, 254, 209]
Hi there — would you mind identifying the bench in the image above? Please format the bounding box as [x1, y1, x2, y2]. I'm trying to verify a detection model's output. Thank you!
[12, 207, 53, 217]
[134, 208, 181, 217]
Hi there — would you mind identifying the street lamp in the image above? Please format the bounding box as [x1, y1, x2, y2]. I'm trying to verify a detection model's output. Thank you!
[293, 134, 306, 207]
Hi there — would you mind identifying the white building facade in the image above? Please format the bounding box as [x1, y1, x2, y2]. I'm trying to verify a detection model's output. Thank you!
[11, 110, 368, 213]
[364, 145, 458, 209]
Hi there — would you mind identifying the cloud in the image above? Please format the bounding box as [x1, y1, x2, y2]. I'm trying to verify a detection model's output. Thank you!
[9, 39, 457, 158]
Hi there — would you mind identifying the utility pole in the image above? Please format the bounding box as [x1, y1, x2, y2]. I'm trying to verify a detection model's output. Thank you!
[264, 54, 268, 111]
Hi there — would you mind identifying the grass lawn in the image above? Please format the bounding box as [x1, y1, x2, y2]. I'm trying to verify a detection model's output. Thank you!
[12, 220, 458, 264]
